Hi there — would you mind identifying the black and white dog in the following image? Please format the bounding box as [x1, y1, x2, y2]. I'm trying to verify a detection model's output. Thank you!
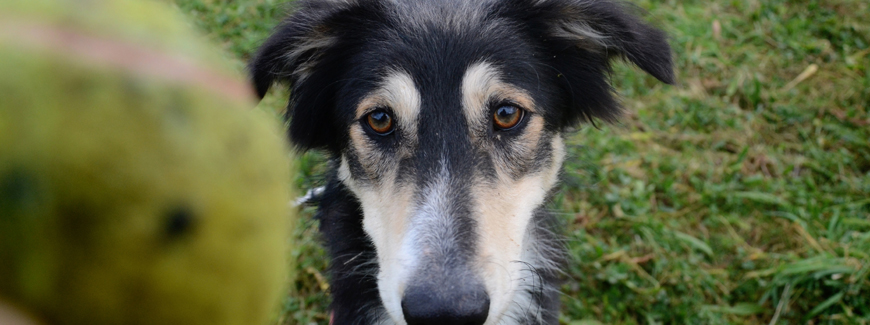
[251, 0, 673, 323]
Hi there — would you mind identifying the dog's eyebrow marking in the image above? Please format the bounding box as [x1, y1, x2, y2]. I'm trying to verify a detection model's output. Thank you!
[461, 61, 536, 130]
[356, 70, 421, 136]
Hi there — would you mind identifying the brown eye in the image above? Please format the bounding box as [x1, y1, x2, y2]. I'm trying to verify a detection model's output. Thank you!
[493, 105, 523, 130]
[366, 110, 394, 135]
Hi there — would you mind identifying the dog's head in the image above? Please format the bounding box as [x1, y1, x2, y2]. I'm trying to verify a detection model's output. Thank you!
[252, 0, 673, 323]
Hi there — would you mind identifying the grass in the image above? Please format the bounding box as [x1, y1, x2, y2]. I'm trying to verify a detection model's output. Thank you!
[168, 0, 870, 323]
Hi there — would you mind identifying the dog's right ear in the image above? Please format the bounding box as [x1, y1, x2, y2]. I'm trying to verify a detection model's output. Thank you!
[249, 0, 382, 151]
[496, 0, 674, 126]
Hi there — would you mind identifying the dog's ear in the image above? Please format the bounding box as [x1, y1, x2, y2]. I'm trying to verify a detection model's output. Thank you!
[249, 0, 381, 151]
[499, 0, 674, 124]
[250, 1, 335, 99]
[544, 0, 674, 84]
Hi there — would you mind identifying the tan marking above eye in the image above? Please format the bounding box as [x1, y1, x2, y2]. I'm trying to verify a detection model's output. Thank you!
[493, 105, 523, 130]
[353, 70, 420, 141]
[461, 62, 537, 135]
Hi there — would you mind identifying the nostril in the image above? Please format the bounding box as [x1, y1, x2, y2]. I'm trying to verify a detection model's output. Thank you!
[402, 283, 489, 325]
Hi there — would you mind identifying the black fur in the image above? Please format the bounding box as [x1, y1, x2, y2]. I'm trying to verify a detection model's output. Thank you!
[251, 0, 674, 153]
[316, 173, 384, 323]
[251, 0, 673, 323]
[314, 172, 567, 324]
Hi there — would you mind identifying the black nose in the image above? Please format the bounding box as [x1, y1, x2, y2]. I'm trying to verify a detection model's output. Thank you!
[401, 282, 490, 325]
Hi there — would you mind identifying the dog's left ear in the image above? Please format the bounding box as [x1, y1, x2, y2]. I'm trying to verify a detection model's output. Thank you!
[499, 0, 675, 124]
[524, 0, 675, 84]
[249, 1, 386, 151]
[560, 1, 674, 84]
[249, 1, 344, 100]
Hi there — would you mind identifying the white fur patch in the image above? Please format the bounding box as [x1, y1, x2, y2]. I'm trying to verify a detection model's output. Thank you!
[378, 159, 457, 324]
[338, 156, 414, 325]
[339, 70, 423, 325]
[407, 159, 456, 258]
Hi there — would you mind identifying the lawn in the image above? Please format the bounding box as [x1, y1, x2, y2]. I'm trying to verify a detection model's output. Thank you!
[169, 0, 869, 323]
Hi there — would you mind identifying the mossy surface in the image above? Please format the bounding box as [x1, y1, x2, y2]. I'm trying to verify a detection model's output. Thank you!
[0, 0, 295, 324]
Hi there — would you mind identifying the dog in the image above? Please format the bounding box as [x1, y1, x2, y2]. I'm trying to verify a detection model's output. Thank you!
[250, 0, 673, 323]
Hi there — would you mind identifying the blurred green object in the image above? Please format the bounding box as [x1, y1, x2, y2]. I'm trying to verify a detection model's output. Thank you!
[0, 0, 294, 324]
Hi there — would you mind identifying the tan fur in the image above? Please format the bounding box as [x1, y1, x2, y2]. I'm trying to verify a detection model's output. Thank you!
[461, 62, 537, 137]
[356, 70, 421, 141]
[344, 62, 564, 325]
[341, 70, 424, 323]
[338, 156, 417, 322]
[475, 136, 564, 323]
[460, 61, 565, 324]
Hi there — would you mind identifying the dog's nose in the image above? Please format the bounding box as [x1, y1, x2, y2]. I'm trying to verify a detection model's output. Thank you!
[401, 282, 490, 325]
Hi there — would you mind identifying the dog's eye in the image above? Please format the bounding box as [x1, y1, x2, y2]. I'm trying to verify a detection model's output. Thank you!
[493, 105, 523, 130]
[365, 110, 395, 135]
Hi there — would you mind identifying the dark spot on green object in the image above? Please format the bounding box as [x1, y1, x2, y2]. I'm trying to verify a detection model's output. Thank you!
[164, 205, 196, 239]
[0, 169, 41, 213]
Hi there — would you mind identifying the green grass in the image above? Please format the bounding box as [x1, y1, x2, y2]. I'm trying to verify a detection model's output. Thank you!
[168, 0, 869, 323]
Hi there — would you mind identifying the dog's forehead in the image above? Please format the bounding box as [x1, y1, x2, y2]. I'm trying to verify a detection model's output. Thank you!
[389, 0, 496, 30]
[340, 10, 545, 116]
